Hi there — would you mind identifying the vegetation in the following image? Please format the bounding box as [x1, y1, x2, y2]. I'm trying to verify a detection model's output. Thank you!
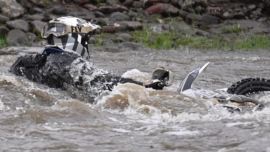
[234, 35, 270, 50]
[0, 35, 7, 48]
[131, 28, 270, 50]
[94, 33, 105, 47]
[132, 29, 175, 49]
[222, 24, 244, 34]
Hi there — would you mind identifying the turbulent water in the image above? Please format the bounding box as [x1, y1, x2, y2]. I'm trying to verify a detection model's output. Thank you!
[1, 46, 270, 152]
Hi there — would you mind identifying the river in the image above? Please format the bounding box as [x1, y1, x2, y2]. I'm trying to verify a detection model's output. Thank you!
[0, 46, 270, 152]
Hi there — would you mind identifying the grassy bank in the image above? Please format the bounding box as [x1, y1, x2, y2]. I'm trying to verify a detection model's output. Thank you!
[131, 28, 270, 50]
[0, 36, 7, 48]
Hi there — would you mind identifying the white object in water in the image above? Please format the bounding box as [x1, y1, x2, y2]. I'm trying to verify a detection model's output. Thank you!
[178, 62, 210, 93]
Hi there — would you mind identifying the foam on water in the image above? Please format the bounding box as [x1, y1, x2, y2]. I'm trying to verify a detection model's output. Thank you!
[112, 128, 131, 133]
[121, 69, 151, 83]
[164, 129, 200, 136]
[97, 83, 270, 128]
[0, 97, 7, 111]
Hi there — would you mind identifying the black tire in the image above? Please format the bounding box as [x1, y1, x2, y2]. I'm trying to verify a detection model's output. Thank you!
[227, 78, 270, 95]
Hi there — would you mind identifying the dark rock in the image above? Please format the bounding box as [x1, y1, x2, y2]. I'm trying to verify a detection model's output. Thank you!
[144, 0, 170, 7]
[19, 0, 37, 13]
[106, 0, 119, 5]
[112, 33, 132, 43]
[94, 11, 106, 18]
[263, 0, 270, 6]
[171, 0, 180, 7]
[222, 10, 246, 19]
[31, 20, 47, 35]
[24, 14, 45, 21]
[19, 0, 32, 8]
[248, 4, 257, 10]
[110, 12, 130, 21]
[127, 10, 141, 20]
[0, 0, 25, 18]
[65, 5, 95, 19]
[42, 14, 53, 22]
[95, 18, 109, 26]
[6, 19, 30, 32]
[200, 14, 221, 25]
[118, 33, 132, 41]
[183, 12, 221, 27]
[101, 25, 117, 33]
[178, 0, 207, 13]
[80, 14, 96, 21]
[145, 3, 179, 16]
[72, 0, 90, 5]
[0, 26, 9, 36]
[98, 5, 128, 14]
[27, 32, 37, 43]
[101, 21, 142, 33]
[123, 0, 133, 7]
[7, 29, 30, 46]
[133, 1, 144, 8]
[207, 6, 223, 16]
[31, 7, 45, 14]
[118, 21, 143, 30]
[102, 23, 128, 33]
[251, 8, 263, 19]
[29, 0, 59, 7]
[195, 29, 210, 36]
[50, 5, 68, 15]
[83, 4, 98, 11]
[0, 14, 9, 23]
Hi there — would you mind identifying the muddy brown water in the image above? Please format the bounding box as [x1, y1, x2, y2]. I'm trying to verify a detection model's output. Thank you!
[1, 46, 270, 152]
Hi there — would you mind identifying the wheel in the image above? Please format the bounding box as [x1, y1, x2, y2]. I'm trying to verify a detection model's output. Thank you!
[227, 78, 270, 95]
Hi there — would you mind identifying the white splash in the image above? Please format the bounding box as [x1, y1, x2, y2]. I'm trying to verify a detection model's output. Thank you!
[0, 99, 5, 111]
[112, 128, 131, 133]
[121, 69, 151, 84]
[165, 129, 200, 136]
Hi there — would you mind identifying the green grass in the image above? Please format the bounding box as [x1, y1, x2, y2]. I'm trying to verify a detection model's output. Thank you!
[234, 35, 270, 50]
[132, 29, 176, 49]
[222, 24, 244, 34]
[93, 33, 105, 47]
[0, 35, 7, 48]
[131, 28, 270, 50]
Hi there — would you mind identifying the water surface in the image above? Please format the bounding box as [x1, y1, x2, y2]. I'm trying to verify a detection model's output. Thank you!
[0, 46, 270, 152]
